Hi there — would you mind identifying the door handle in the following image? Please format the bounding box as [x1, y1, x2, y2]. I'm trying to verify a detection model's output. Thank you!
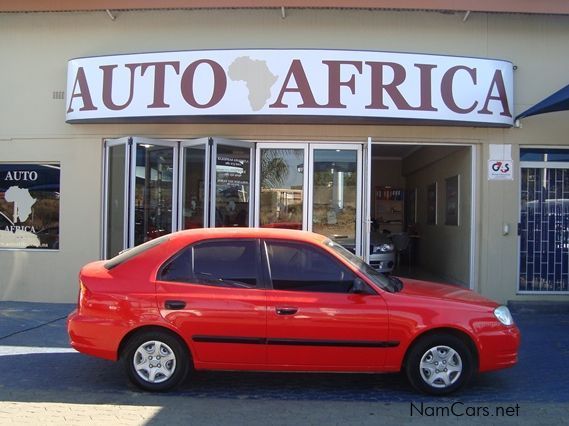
[275, 307, 298, 316]
[165, 300, 186, 310]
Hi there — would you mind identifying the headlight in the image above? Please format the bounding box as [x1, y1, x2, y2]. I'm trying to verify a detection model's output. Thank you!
[494, 306, 514, 326]
[373, 243, 394, 253]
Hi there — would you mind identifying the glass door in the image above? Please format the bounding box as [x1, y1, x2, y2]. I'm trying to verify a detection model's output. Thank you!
[308, 144, 362, 256]
[255, 143, 308, 230]
[103, 138, 130, 259]
[210, 138, 255, 227]
[129, 137, 178, 247]
[180, 139, 211, 229]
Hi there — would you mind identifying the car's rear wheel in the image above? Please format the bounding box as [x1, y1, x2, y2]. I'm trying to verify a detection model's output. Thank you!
[405, 334, 474, 395]
[123, 330, 190, 391]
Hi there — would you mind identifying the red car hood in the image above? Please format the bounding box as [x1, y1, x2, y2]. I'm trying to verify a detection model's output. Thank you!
[398, 278, 498, 309]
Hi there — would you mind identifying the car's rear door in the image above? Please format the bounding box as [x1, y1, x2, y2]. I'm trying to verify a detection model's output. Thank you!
[264, 239, 391, 370]
[155, 238, 266, 368]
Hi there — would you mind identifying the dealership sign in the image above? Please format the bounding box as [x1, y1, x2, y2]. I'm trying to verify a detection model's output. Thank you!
[66, 49, 514, 126]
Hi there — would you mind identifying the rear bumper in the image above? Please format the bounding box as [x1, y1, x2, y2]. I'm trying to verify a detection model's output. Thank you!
[478, 325, 521, 372]
[67, 309, 122, 361]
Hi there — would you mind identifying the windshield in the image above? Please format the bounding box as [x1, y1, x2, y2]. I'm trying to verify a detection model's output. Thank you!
[325, 239, 402, 293]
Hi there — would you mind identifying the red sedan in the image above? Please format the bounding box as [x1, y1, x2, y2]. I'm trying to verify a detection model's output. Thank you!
[68, 228, 520, 395]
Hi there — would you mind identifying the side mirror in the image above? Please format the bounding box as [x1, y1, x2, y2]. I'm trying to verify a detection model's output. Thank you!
[350, 278, 370, 295]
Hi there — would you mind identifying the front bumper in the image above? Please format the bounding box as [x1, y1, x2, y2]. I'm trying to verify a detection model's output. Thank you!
[369, 252, 395, 272]
[478, 324, 521, 372]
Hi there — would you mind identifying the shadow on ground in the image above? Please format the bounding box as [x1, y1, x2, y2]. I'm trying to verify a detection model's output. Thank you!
[0, 303, 568, 407]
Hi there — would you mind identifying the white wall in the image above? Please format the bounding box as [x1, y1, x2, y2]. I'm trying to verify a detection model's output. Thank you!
[404, 147, 472, 286]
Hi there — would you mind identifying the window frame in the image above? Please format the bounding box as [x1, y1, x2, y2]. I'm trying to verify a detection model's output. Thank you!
[157, 237, 266, 290]
[261, 238, 370, 294]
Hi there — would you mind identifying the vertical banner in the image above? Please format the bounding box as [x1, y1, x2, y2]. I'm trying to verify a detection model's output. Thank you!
[0, 164, 60, 249]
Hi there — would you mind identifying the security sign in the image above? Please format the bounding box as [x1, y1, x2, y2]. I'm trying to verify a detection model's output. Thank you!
[488, 159, 513, 180]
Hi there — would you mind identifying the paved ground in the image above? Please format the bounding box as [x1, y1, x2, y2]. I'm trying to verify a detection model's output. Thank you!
[0, 301, 568, 425]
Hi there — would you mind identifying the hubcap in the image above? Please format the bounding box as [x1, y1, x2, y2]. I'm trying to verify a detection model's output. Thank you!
[133, 340, 177, 384]
[419, 345, 462, 389]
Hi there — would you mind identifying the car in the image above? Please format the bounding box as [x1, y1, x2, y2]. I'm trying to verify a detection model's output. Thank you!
[340, 232, 395, 273]
[68, 228, 520, 395]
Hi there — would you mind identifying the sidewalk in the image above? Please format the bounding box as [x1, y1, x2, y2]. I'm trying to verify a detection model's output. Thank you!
[1, 301, 568, 425]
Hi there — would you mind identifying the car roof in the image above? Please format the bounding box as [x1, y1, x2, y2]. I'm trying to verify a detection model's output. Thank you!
[168, 227, 328, 245]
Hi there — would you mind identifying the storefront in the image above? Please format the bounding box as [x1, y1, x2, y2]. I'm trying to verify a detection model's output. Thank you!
[1, 2, 568, 303]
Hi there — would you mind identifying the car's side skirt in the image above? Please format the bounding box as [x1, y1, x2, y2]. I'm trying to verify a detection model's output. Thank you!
[192, 335, 399, 348]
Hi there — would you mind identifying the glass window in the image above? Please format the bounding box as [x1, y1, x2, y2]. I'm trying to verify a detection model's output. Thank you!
[265, 240, 356, 293]
[161, 240, 259, 288]
[521, 148, 569, 162]
[0, 163, 60, 250]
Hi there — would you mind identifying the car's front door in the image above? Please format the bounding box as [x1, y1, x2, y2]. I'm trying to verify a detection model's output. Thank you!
[263, 239, 390, 370]
[155, 238, 266, 368]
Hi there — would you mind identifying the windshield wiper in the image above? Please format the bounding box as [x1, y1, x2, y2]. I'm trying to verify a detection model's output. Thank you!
[389, 276, 404, 292]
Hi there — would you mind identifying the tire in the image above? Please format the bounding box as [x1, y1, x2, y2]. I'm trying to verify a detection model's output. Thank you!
[123, 330, 190, 392]
[405, 334, 474, 395]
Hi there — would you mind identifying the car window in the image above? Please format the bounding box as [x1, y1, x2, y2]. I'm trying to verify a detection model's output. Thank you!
[265, 240, 356, 293]
[325, 239, 399, 292]
[160, 239, 259, 289]
[105, 235, 170, 270]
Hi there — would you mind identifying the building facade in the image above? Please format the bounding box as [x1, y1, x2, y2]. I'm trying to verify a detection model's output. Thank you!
[1, 1, 568, 303]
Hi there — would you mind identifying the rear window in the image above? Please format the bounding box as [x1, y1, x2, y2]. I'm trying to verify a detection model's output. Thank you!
[104, 235, 170, 270]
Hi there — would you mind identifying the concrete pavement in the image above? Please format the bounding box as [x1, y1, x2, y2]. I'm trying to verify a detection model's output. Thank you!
[0, 301, 568, 425]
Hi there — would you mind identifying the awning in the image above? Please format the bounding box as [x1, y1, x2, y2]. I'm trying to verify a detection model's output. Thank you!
[516, 83, 569, 120]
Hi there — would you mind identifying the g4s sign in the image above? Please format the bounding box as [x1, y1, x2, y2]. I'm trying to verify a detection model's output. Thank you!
[488, 160, 513, 180]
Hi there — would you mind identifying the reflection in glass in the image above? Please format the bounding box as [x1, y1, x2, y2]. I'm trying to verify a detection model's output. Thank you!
[107, 145, 126, 258]
[134, 144, 174, 245]
[312, 149, 358, 244]
[182, 145, 206, 229]
[215, 145, 250, 227]
[260, 149, 304, 230]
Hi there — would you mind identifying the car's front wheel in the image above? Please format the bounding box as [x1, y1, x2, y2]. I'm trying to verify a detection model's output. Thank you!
[405, 334, 474, 395]
[123, 330, 190, 391]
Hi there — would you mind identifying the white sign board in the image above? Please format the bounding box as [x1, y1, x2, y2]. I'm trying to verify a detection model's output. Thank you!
[66, 49, 514, 126]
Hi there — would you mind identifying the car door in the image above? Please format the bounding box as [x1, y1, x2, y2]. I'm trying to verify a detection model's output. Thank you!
[155, 238, 266, 368]
[264, 239, 390, 370]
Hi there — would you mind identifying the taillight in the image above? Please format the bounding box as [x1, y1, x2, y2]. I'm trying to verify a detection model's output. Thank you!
[78, 280, 86, 311]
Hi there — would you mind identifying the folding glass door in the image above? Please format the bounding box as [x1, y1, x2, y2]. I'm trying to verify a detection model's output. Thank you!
[104, 138, 368, 259]
[104, 137, 177, 258]
[180, 137, 255, 229]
